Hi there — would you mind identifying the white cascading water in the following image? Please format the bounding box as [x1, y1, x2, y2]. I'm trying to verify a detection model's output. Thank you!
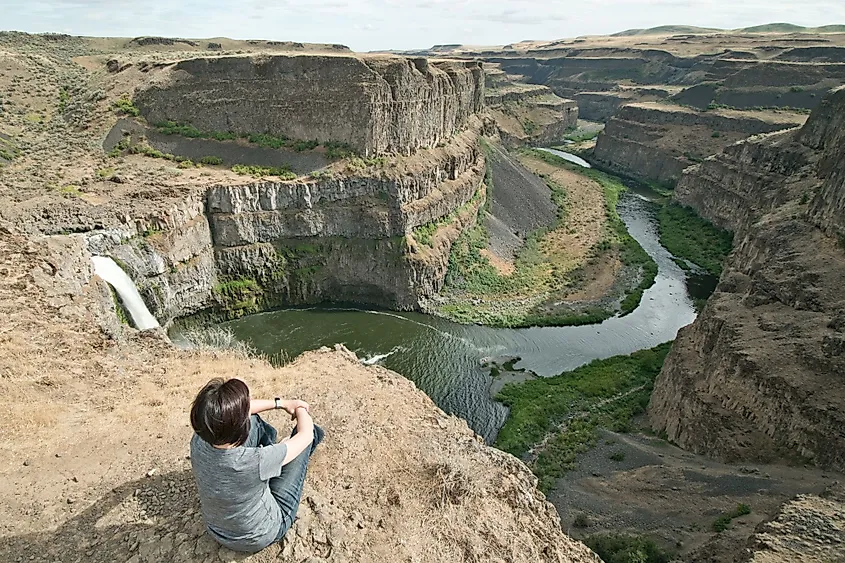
[91, 256, 161, 330]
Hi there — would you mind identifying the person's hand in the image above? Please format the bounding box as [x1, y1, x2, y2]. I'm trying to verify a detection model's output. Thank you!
[282, 399, 309, 418]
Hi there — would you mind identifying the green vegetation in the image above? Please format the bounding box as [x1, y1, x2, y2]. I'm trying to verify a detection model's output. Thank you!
[107, 138, 130, 158]
[155, 121, 355, 158]
[561, 129, 601, 143]
[583, 533, 673, 563]
[156, 121, 237, 141]
[58, 86, 70, 113]
[59, 184, 82, 197]
[438, 147, 657, 328]
[324, 141, 355, 159]
[711, 131, 721, 138]
[609, 450, 626, 462]
[657, 203, 733, 276]
[495, 343, 671, 491]
[213, 278, 262, 317]
[110, 289, 131, 326]
[113, 94, 140, 117]
[199, 156, 223, 165]
[522, 118, 538, 135]
[713, 503, 751, 532]
[96, 167, 115, 178]
[799, 191, 810, 205]
[346, 155, 388, 172]
[0, 136, 19, 163]
[231, 163, 297, 180]
[412, 188, 484, 247]
[308, 169, 334, 180]
[528, 148, 658, 316]
[573, 513, 592, 528]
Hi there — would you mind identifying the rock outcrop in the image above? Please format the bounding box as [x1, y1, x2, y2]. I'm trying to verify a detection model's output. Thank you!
[135, 55, 484, 156]
[483, 63, 577, 147]
[648, 87, 845, 470]
[592, 102, 806, 186]
[748, 484, 845, 562]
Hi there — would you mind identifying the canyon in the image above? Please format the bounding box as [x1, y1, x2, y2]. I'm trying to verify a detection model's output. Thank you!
[648, 86, 845, 471]
[2, 24, 845, 563]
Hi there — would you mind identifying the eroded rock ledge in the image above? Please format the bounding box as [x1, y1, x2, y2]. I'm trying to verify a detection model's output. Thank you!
[648, 87, 845, 470]
[135, 55, 484, 157]
[592, 102, 806, 187]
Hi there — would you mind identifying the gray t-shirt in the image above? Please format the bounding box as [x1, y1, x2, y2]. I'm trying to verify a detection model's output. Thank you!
[190, 434, 288, 552]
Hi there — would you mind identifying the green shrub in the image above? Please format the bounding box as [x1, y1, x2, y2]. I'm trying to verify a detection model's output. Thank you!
[156, 121, 237, 141]
[58, 86, 70, 112]
[199, 156, 223, 165]
[584, 533, 672, 563]
[713, 503, 751, 532]
[711, 131, 721, 138]
[324, 141, 355, 159]
[231, 163, 297, 180]
[799, 192, 809, 205]
[246, 132, 290, 149]
[609, 451, 625, 462]
[292, 139, 319, 152]
[573, 513, 592, 528]
[113, 94, 140, 117]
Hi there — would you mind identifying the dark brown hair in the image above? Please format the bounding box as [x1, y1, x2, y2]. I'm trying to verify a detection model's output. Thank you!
[190, 378, 251, 446]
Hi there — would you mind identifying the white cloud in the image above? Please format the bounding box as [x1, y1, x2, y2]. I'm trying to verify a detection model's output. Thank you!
[1, 0, 843, 51]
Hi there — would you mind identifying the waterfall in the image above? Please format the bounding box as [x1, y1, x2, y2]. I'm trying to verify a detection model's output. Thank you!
[91, 256, 161, 330]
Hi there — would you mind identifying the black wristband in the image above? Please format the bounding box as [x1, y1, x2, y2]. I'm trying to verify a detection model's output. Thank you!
[274, 397, 282, 409]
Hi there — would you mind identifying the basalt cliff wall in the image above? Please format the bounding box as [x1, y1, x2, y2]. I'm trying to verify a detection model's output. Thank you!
[482, 63, 578, 148]
[592, 102, 805, 187]
[135, 55, 484, 157]
[88, 130, 485, 324]
[86, 53, 489, 324]
[648, 87, 845, 470]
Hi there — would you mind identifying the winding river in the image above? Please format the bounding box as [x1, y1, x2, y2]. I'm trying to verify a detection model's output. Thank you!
[175, 157, 716, 443]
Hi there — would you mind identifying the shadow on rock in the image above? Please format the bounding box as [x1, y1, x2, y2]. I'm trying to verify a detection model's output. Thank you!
[0, 470, 276, 563]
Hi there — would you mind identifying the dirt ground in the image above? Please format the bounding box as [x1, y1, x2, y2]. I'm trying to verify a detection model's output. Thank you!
[0, 224, 599, 563]
[552, 427, 844, 562]
[515, 152, 609, 297]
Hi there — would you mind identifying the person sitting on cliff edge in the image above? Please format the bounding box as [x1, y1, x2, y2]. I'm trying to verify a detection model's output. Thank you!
[189, 378, 324, 553]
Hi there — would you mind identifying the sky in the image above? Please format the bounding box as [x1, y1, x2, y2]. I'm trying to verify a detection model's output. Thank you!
[2, 0, 844, 52]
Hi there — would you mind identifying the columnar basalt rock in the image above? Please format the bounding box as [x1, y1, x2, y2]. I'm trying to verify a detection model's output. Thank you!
[648, 87, 845, 471]
[134, 54, 484, 156]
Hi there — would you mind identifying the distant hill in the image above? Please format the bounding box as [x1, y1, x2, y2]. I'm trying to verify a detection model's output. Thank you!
[611, 23, 845, 37]
[739, 23, 807, 33]
[612, 25, 721, 37]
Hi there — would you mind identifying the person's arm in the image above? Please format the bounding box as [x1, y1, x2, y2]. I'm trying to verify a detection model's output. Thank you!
[281, 407, 314, 465]
[250, 398, 309, 415]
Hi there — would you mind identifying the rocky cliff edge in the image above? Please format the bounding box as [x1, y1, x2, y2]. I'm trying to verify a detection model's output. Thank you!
[0, 223, 598, 563]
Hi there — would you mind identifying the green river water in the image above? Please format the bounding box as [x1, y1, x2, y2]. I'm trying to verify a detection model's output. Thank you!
[173, 171, 716, 443]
